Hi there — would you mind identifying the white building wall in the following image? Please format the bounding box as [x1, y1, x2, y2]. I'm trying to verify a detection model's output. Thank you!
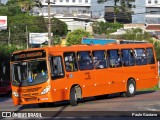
[40, 0, 91, 6]
[132, 0, 160, 24]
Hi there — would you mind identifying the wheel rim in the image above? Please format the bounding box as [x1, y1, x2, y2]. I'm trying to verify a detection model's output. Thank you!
[129, 84, 134, 94]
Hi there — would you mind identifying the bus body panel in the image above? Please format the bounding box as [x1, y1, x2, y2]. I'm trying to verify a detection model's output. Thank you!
[11, 43, 159, 106]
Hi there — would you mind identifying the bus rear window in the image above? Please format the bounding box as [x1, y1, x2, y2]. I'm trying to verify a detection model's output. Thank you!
[146, 48, 155, 64]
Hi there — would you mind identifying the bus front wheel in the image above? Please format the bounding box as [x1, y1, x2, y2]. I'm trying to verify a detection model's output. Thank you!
[70, 86, 78, 106]
[122, 79, 136, 97]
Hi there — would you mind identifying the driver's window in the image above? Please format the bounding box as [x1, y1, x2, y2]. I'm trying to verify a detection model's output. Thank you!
[50, 56, 65, 79]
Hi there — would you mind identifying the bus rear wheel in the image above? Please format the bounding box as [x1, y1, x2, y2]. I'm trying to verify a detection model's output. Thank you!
[70, 86, 78, 106]
[122, 79, 136, 97]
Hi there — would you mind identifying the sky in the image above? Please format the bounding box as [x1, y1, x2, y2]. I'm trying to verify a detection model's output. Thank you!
[1, 0, 8, 4]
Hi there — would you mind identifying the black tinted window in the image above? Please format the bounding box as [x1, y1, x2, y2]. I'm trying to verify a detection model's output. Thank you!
[146, 48, 155, 64]
[64, 52, 78, 72]
[108, 50, 122, 68]
[93, 50, 108, 69]
[77, 51, 93, 70]
[134, 48, 147, 65]
[121, 49, 135, 66]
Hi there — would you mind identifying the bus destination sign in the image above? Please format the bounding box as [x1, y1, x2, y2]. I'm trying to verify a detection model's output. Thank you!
[11, 50, 46, 61]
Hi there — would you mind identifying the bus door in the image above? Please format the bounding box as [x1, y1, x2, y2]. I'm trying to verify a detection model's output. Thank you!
[49, 55, 67, 101]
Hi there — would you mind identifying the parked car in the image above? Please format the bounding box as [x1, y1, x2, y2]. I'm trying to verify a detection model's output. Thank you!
[0, 80, 12, 97]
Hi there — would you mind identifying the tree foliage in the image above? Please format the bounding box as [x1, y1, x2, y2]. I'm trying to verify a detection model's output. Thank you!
[0, 45, 23, 81]
[51, 18, 68, 36]
[6, 0, 42, 13]
[92, 21, 123, 35]
[0, 5, 68, 47]
[148, 39, 160, 60]
[122, 28, 151, 41]
[66, 29, 91, 46]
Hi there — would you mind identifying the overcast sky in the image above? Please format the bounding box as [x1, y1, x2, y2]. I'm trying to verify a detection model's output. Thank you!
[1, 0, 8, 4]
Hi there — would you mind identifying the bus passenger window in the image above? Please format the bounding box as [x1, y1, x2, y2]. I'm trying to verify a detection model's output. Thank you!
[121, 49, 135, 66]
[108, 50, 122, 68]
[77, 51, 93, 70]
[146, 48, 155, 64]
[50, 56, 64, 79]
[134, 48, 147, 65]
[93, 50, 108, 69]
[64, 52, 78, 72]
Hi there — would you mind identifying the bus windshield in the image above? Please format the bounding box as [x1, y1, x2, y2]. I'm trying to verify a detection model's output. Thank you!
[11, 60, 48, 87]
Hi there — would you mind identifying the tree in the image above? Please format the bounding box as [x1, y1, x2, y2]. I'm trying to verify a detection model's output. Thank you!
[92, 21, 123, 35]
[66, 29, 91, 46]
[0, 14, 48, 47]
[6, 0, 42, 13]
[122, 28, 151, 41]
[97, 0, 135, 23]
[51, 18, 68, 36]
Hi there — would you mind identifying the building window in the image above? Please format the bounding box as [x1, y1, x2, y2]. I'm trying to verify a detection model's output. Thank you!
[79, 0, 82, 3]
[72, 0, 75, 2]
[148, 0, 151, 4]
[85, 0, 88, 3]
[60, 0, 63, 2]
[66, 0, 69, 2]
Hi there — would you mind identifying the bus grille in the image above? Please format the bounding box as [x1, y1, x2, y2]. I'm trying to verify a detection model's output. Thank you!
[18, 87, 42, 93]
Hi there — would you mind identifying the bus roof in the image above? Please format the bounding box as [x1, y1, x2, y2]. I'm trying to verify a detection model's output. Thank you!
[12, 43, 154, 55]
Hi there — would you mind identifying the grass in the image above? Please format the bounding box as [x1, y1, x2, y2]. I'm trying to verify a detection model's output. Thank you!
[140, 77, 160, 91]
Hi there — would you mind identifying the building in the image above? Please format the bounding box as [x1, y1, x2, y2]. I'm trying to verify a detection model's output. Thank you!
[33, 0, 106, 33]
[104, 1, 133, 23]
[132, 0, 160, 24]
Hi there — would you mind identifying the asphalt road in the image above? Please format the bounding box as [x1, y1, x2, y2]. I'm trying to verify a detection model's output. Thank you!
[0, 90, 160, 120]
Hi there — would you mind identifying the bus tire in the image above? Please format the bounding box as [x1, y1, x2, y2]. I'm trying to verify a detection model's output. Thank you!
[70, 86, 78, 106]
[38, 103, 47, 108]
[123, 79, 136, 97]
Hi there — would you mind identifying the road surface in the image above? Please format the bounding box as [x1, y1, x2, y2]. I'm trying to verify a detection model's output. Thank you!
[0, 90, 160, 119]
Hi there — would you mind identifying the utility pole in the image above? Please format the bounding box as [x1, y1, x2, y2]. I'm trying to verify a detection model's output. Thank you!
[26, 26, 29, 49]
[8, 27, 10, 46]
[46, 0, 52, 46]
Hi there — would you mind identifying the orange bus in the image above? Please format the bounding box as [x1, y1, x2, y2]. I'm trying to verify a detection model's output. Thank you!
[11, 43, 158, 107]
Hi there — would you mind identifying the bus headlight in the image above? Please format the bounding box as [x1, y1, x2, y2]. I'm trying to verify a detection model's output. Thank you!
[41, 86, 51, 95]
[13, 91, 19, 97]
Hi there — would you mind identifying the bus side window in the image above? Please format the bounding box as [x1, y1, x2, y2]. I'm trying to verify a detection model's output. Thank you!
[93, 50, 108, 69]
[50, 56, 65, 79]
[121, 49, 135, 66]
[146, 48, 155, 64]
[108, 49, 122, 68]
[134, 48, 147, 65]
[64, 52, 78, 72]
[77, 51, 94, 70]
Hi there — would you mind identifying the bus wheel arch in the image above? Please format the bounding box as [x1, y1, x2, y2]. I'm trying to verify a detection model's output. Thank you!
[69, 84, 82, 106]
[122, 78, 136, 97]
